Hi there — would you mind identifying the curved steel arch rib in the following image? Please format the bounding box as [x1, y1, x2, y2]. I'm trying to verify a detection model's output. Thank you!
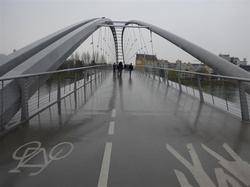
[1, 18, 250, 126]
[109, 26, 119, 63]
[0, 18, 97, 77]
[0, 18, 116, 126]
[123, 20, 250, 90]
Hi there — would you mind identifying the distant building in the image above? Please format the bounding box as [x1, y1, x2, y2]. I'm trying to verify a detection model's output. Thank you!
[135, 54, 215, 76]
[174, 60, 212, 73]
[240, 65, 250, 72]
[239, 58, 248, 66]
[230, 57, 240, 65]
[175, 60, 182, 70]
[135, 54, 158, 67]
[157, 59, 169, 67]
[219, 54, 231, 62]
[167, 62, 177, 69]
[219, 54, 247, 66]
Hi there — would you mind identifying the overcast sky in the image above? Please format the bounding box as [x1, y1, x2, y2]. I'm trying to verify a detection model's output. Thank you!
[0, 0, 249, 63]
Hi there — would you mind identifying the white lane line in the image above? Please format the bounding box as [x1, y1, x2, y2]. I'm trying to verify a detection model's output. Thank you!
[108, 121, 115, 135]
[98, 142, 112, 187]
[111, 109, 116, 118]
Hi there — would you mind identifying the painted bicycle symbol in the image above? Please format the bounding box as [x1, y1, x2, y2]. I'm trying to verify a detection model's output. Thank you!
[9, 141, 74, 176]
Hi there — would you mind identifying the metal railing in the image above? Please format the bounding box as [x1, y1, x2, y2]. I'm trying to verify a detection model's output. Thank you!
[0, 65, 110, 130]
[137, 65, 250, 121]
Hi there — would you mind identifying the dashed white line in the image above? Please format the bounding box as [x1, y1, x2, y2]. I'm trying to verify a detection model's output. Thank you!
[108, 121, 115, 135]
[111, 109, 116, 118]
[98, 142, 112, 187]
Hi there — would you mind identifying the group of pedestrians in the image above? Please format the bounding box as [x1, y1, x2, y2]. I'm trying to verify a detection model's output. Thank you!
[113, 62, 133, 77]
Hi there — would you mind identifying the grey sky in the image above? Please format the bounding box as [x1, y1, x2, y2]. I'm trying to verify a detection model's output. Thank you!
[0, 0, 249, 63]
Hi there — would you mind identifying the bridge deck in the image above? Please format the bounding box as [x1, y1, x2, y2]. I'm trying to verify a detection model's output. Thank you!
[0, 71, 250, 187]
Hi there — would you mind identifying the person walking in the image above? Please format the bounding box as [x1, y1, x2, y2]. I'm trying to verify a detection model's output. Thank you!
[118, 61, 123, 76]
[128, 63, 133, 77]
[113, 62, 117, 73]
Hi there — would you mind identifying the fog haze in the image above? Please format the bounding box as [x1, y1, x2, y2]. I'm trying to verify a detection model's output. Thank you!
[0, 0, 249, 63]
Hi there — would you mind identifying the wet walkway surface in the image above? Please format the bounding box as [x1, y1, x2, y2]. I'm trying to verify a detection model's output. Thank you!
[0, 71, 250, 187]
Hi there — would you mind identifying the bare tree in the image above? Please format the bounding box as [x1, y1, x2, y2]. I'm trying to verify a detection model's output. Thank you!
[74, 52, 80, 62]
[81, 52, 91, 65]
[86, 52, 91, 64]
[100, 55, 106, 64]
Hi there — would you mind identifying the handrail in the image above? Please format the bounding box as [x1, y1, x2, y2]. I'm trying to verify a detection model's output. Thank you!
[0, 64, 109, 129]
[138, 64, 250, 121]
[126, 21, 250, 80]
[0, 18, 98, 77]
[139, 65, 250, 83]
[0, 65, 110, 81]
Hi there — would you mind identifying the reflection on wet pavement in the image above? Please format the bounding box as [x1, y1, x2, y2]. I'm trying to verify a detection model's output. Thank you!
[0, 71, 249, 187]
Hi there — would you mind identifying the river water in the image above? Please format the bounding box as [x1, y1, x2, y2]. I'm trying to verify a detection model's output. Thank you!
[202, 85, 241, 105]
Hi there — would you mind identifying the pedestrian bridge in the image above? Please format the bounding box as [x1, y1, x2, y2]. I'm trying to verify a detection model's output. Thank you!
[0, 18, 250, 187]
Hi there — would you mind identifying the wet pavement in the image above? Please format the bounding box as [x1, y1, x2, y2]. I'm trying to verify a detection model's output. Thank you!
[0, 71, 250, 187]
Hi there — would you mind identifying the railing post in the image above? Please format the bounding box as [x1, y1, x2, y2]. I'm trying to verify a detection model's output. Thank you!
[158, 68, 161, 82]
[163, 69, 166, 84]
[177, 71, 182, 92]
[100, 68, 102, 82]
[98, 69, 101, 83]
[153, 68, 155, 80]
[197, 75, 204, 103]
[211, 94, 215, 104]
[1, 81, 4, 129]
[104, 68, 106, 79]
[90, 70, 93, 91]
[74, 72, 77, 109]
[20, 78, 30, 125]
[238, 81, 249, 121]
[166, 69, 169, 86]
[95, 68, 97, 86]
[37, 76, 40, 109]
[57, 74, 61, 115]
[48, 81, 51, 103]
[100, 69, 102, 81]
[84, 70, 87, 101]
[225, 98, 229, 111]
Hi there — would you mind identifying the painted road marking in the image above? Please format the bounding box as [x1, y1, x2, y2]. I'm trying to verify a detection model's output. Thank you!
[9, 141, 74, 176]
[166, 143, 250, 187]
[174, 170, 193, 187]
[215, 168, 242, 187]
[111, 109, 116, 118]
[166, 144, 216, 187]
[98, 142, 112, 187]
[202, 143, 250, 186]
[108, 121, 115, 135]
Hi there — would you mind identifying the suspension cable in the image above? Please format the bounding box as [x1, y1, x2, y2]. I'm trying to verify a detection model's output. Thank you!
[139, 28, 149, 54]
[150, 30, 155, 56]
